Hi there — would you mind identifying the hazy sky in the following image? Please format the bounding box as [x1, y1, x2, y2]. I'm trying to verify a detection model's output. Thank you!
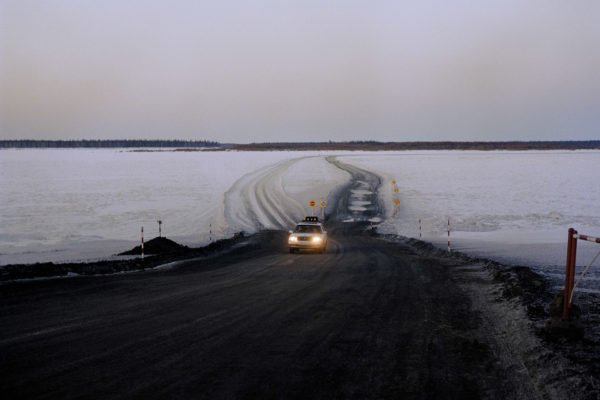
[1, 1, 599, 143]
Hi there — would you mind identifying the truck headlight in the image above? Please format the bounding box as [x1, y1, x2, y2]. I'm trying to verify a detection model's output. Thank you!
[312, 236, 322, 243]
[288, 236, 298, 243]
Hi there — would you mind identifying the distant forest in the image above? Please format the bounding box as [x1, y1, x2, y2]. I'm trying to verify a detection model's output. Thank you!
[0, 139, 221, 148]
[1, 139, 599, 151]
[232, 140, 600, 151]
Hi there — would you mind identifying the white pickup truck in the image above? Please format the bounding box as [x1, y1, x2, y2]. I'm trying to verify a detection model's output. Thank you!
[288, 217, 328, 254]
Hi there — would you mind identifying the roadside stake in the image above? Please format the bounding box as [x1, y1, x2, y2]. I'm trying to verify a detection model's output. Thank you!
[141, 226, 144, 259]
[320, 198, 327, 219]
[447, 218, 451, 252]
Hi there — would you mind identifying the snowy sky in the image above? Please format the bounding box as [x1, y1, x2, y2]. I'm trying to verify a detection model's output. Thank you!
[1, 0, 599, 143]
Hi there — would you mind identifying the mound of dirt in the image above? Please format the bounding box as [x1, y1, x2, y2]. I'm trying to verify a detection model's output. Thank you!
[119, 237, 189, 256]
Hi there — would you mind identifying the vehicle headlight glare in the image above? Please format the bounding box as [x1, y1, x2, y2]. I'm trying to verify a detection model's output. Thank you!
[312, 236, 322, 243]
[289, 236, 298, 243]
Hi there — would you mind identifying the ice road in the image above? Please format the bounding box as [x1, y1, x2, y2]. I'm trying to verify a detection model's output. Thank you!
[1, 158, 595, 399]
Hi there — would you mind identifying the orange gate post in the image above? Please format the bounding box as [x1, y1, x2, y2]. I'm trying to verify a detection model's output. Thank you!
[562, 228, 578, 320]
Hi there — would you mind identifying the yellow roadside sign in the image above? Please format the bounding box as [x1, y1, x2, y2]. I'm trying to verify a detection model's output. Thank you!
[394, 187, 399, 193]
[320, 200, 327, 208]
[394, 199, 401, 205]
[309, 200, 317, 208]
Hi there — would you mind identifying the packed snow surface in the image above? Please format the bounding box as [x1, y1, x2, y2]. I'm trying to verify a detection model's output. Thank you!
[221, 156, 348, 235]
[1, 149, 599, 293]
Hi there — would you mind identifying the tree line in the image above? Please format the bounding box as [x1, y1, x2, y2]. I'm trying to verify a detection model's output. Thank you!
[2, 139, 598, 150]
[0, 139, 221, 148]
[233, 140, 600, 151]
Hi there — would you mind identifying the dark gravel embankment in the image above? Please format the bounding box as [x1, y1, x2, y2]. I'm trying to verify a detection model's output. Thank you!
[0, 232, 252, 282]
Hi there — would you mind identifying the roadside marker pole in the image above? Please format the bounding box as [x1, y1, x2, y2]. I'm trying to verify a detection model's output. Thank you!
[419, 219, 422, 239]
[209, 224, 212, 243]
[141, 226, 144, 259]
[320, 198, 327, 219]
[447, 218, 451, 252]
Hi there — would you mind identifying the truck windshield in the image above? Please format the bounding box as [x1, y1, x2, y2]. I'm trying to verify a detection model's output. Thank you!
[295, 225, 322, 233]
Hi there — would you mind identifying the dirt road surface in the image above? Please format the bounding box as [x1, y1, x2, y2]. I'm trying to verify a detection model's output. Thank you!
[0, 160, 589, 399]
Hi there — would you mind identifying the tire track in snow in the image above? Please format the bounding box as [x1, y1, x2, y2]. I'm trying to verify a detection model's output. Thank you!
[222, 155, 380, 234]
[222, 158, 314, 233]
[325, 156, 385, 222]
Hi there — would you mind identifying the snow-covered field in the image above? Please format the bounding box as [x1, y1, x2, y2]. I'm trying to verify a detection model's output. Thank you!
[338, 151, 600, 292]
[0, 149, 347, 265]
[1, 149, 599, 292]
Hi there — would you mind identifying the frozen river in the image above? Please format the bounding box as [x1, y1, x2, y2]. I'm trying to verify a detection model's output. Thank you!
[0, 149, 348, 265]
[340, 151, 600, 292]
[1, 149, 599, 292]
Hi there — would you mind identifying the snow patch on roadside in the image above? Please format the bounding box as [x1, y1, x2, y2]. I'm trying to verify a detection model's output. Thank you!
[457, 262, 595, 399]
